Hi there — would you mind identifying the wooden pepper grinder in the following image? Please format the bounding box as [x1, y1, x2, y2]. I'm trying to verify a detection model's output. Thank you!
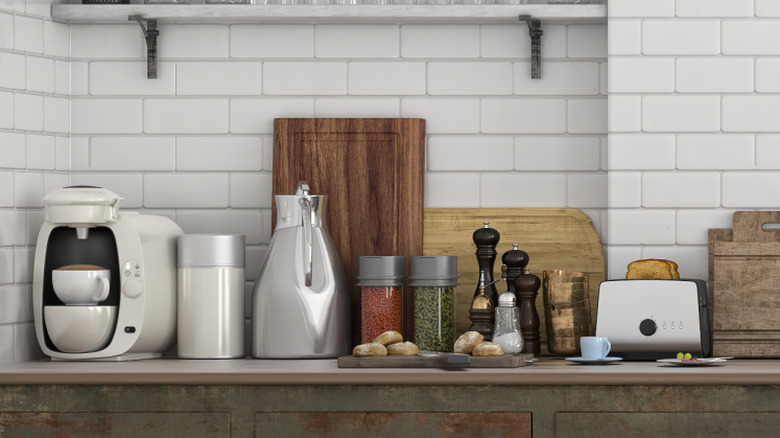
[514, 264, 541, 355]
[502, 244, 529, 294]
[469, 222, 500, 338]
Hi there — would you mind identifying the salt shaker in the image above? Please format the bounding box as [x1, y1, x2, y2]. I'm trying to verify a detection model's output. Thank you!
[492, 292, 524, 354]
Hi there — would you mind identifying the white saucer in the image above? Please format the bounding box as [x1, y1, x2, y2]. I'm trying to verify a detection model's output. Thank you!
[565, 356, 623, 365]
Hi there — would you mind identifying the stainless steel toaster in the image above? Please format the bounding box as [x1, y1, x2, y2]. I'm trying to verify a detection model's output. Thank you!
[594, 279, 711, 360]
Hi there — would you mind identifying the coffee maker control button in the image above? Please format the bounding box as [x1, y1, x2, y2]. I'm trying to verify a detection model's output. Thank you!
[123, 280, 142, 298]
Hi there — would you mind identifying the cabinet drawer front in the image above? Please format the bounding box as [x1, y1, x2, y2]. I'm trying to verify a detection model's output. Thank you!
[256, 412, 531, 438]
[557, 412, 780, 438]
[0, 412, 229, 438]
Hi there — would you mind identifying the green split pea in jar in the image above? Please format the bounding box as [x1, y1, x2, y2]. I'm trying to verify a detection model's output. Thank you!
[409, 256, 458, 352]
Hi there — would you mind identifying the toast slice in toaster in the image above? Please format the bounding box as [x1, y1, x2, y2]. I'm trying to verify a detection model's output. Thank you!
[626, 259, 680, 280]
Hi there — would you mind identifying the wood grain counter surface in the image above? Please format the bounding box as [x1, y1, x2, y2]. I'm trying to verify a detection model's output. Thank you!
[2, 358, 780, 386]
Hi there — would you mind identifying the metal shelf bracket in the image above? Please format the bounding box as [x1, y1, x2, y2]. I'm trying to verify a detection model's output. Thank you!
[129, 15, 159, 79]
[519, 15, 543, 79]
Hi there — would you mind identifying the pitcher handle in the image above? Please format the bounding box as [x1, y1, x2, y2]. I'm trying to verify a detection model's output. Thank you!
[299, 196, 313, 287]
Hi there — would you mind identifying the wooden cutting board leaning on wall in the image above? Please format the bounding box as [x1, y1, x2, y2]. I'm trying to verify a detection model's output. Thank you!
[273, 118, 425, 346]
[709, 211, 780, 358]
[423, 208, 605, 355]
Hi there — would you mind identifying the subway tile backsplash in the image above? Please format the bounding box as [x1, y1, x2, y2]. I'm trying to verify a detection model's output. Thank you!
[4, 0, 780, 363]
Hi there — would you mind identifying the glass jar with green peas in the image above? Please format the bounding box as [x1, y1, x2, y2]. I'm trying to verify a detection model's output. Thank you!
[409, 256, 458, 352]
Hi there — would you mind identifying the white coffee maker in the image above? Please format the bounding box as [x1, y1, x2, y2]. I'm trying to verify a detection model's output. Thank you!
[33, 186, 183, 361]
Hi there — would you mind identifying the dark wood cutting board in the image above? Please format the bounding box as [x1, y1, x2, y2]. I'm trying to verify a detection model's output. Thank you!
[273, 118, 426, 345]
[709, 211, 780, 358]
[338, 353, 533, 368]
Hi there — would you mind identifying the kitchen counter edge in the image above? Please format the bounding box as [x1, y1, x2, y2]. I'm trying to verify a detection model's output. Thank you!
[2, 358, 780, 386]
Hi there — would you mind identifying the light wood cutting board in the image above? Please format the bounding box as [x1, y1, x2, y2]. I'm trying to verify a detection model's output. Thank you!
[709, 211, 780, 358]
[423, 208, 605, 355]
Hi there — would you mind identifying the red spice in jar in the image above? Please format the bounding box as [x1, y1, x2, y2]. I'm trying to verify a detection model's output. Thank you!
[360, 286, 403, 344]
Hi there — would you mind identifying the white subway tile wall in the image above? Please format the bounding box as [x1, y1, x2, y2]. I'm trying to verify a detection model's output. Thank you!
[608, 0, 780, 282]
[0, 2, 67, 363]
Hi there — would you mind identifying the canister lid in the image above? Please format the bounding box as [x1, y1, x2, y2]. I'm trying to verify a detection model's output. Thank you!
[356, 256, 405, 287]
[408, 256, 458, 287]
[178, 234, 245, 268]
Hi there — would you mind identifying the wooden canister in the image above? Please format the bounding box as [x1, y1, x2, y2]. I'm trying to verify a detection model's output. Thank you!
[542, 270, 592, 355]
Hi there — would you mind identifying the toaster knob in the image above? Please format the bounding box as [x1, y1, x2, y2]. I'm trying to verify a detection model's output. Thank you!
[639, 319, 657, 336]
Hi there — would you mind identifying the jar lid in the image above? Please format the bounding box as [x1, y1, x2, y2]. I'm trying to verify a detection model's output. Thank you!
[356, 256, 405, 287]
[178, 234, 245, 268]
[408, 256, 458, 287]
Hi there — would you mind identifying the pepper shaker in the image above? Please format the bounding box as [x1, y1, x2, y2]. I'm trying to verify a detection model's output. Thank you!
[502, 244, 529, 294]
[514, 266, 541, 355]
[469, 222, 500, 338]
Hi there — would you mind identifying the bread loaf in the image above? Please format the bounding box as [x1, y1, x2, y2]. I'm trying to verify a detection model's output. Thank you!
[353, 342, 387, 357]
[454, 331, 484, 354]
[626, 259, 680, 280]
[387, 342, 419, 356]
[373, 330, 403, 346]
[472, 341, 504, 357]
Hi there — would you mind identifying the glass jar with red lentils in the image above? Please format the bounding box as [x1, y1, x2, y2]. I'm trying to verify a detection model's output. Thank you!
[356, 256, 405, 344]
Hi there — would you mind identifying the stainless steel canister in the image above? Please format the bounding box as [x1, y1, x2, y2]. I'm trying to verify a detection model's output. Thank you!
[177, 234, 245, 359]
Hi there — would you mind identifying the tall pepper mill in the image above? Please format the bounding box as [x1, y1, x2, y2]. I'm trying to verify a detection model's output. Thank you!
[514, 265, 541, 355]
[469, 222, 500, 338]
[502, 244, 529, 294]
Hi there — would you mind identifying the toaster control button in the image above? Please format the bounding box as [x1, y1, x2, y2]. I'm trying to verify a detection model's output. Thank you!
[123, 280, 142, 298]
[639, 318, 657, 336]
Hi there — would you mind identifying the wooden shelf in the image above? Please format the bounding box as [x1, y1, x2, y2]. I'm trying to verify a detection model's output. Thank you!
[52, 4, 606, 24]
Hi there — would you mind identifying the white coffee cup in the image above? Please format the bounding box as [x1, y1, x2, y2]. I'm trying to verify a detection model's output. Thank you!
[52, 264, 110, 306]
[580, 336, 611, 360]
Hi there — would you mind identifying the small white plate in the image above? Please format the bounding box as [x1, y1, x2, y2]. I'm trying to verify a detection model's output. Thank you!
[656, 357, 729, 367]
[565, 356, 623, 365]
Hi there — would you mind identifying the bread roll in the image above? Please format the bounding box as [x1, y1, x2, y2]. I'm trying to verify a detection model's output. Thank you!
[626, 259, 680, 280]
[373, 330, 403, 346]
[454, 331, 484, 354]
[472, 341, 504, 357]
[387, 342, 419, 356]
[353, 342, 387, 357]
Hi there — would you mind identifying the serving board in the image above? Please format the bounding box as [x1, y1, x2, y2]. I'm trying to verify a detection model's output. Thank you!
[709, 211, 780, 358]
[338, 353, 534, 368]
[274, 118, 426, 345]
[423, 208, 605, 355]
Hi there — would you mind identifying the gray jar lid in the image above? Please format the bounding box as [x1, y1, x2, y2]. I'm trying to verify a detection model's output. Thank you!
[356, 256, 405, 287]
[408, 256, 458, 287]
[178, 234, 245, 268]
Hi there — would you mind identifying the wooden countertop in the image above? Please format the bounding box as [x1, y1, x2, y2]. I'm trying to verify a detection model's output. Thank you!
[2, 358, 780, 386]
